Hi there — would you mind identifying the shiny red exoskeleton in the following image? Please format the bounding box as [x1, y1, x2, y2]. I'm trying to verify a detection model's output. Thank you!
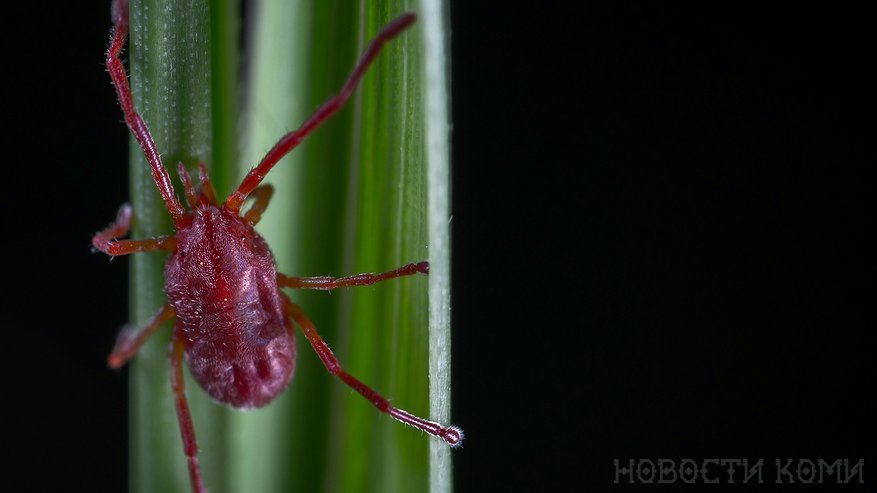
[93, 1, 462, 491]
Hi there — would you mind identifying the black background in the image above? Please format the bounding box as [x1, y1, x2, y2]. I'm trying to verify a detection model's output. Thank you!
[1, 1, 868, 491]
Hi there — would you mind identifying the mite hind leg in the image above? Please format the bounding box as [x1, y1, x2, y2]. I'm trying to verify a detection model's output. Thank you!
[169, 332, 207, 493]
[283, 295, 463, 447]
[277, 261, 428, 290]
[107, 304, 175, 368]
[92, 203, 176, 256]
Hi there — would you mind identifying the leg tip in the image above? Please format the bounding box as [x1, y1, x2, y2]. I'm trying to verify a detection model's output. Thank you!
[107, 354, 124, 369]
[442, 425, 464, 448]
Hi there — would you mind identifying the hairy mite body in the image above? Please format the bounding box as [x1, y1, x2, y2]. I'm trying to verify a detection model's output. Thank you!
[94, 1, 462, 492]
[166, 205, 294, 409]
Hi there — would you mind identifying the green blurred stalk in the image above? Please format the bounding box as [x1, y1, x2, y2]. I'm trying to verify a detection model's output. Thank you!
[125, 0, 451, 491]
[420, 1, 455, 492]
[127, 0, 236, 492]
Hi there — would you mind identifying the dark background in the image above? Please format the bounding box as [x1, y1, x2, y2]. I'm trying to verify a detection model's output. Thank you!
[1, 1, 868, 491]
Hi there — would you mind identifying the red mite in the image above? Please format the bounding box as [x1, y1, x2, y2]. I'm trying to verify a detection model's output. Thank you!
[93, 1, 462, 491]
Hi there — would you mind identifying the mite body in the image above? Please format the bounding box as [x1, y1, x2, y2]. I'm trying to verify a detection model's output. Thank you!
[166, 204, 294, 409]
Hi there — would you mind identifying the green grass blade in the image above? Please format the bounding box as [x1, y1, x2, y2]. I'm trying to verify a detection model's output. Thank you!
[208, 0, 240, 199]
[231, 1, 312, 491]
[238, 0, 452, 492]
[127, 1, 236, 492]
[420, 1, 455, 492]
[335, 3, 429, 491]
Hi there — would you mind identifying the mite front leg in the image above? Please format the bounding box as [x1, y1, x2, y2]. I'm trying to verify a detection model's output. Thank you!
[107, 0, 187, 226]
[242, 185, 275, 225]
[170, 333, 207, 493]
[277, 261, 428, 290]
[224, 13, 417, 213]
[92, 203, 176, 256]
[107, 304, 175, 368]
[176, 163, 198, 209]
[283, 295, 463, 447]
[197, 162, 218, 206]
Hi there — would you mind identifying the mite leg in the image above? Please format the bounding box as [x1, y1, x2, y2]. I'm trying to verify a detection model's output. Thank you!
[197, 162, 218, 206]
[278, 261, 428, 290]
[224, 13, 417, 213]
[242, 185, 275, 225]
[176, 163, 198, 209]
[284, 296, 463, 447]
[170, 333, 207, 493]
[108, 304, 175, 368]
[92, 203, 176, 256]
[107, 0, 186, 226]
